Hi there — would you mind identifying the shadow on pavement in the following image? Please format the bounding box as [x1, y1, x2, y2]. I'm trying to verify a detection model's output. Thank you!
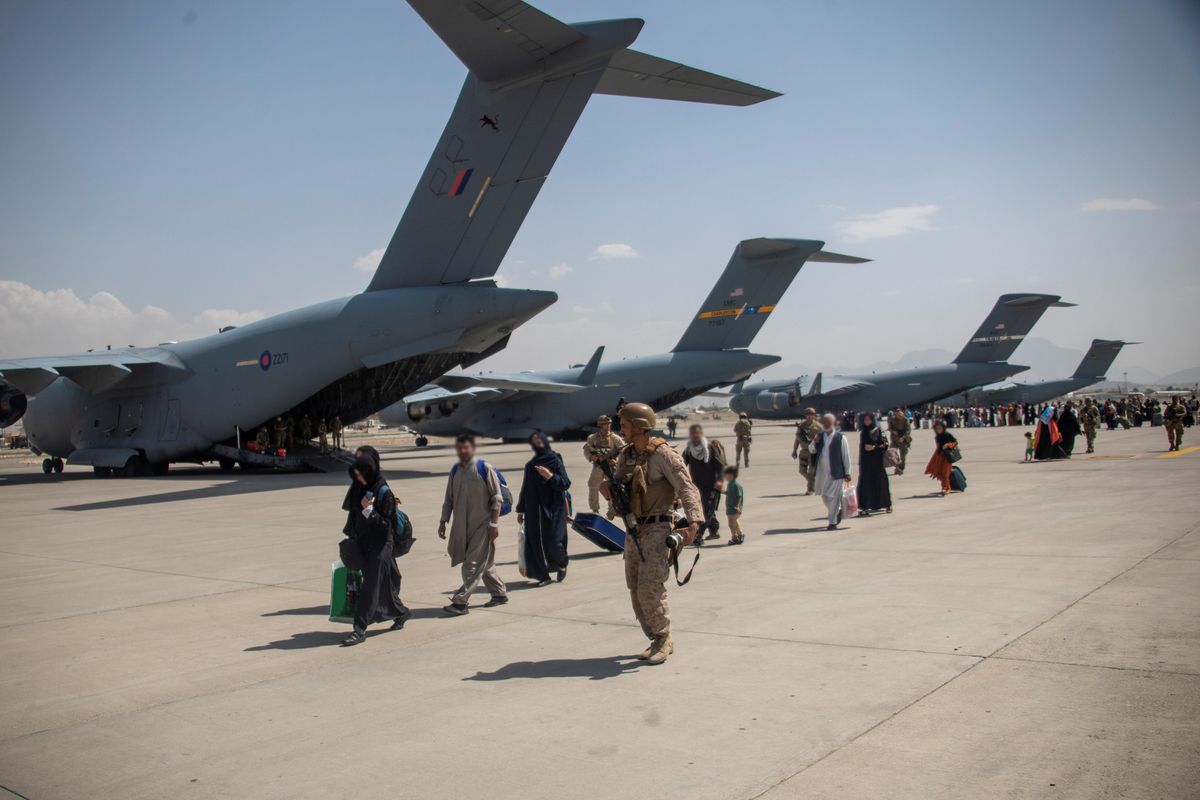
[463, 655, 641, 681]
[764, 526, 832, 535]
[262, 605, 328, 617]
[245, 631, 346, 651]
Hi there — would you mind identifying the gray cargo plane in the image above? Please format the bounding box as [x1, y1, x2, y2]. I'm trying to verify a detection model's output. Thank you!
[381, 238, 866, 441]
[729, 293, 1075, 418]
[945, 339, 1133, 407]
[0, 0, 778, 475]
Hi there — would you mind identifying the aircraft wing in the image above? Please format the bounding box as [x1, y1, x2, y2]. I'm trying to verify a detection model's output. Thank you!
[820, 380, 873, 397]
[0, 348, 190, 395]
[434, 373, 584, 394]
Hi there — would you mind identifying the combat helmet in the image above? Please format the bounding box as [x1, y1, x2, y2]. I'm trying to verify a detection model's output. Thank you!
[618, 402, 657, 432]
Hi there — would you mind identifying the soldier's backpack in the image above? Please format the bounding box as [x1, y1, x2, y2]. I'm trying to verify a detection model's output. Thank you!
[377, 484, 415, 556]
[451, 460, 514, 516]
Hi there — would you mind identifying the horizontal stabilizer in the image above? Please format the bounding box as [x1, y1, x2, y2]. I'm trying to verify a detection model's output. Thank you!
[953, 293, 1074, 364]
[807, 250, 871, 264]
[436, 373, 584, 394]
[596, 49, 781, 106]
[673, 238, 828, 352]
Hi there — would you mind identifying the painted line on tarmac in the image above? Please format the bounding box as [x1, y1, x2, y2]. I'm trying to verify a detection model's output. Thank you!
[1158, 445, 1200, 459]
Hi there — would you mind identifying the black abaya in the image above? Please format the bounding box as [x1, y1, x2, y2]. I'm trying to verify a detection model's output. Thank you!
[1057, 409, 1080, 455]
[516, 437, 571, 582]
[343, 456, 407, 634]
[857, 425, 892, 511]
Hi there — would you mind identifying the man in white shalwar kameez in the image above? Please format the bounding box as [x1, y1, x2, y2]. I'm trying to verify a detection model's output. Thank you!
[809, 413, 852, 530]
[438, 434, 507, 614]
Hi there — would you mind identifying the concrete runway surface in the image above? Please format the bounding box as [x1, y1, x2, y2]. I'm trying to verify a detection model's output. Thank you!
[0, 422, 1197, 800]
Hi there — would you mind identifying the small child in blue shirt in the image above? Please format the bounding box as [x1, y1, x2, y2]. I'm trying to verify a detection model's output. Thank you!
[1024, 431, 1034, 462]
[723, 465, 745, 545]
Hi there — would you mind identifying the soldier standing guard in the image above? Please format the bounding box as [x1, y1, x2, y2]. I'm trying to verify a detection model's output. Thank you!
[790, 407, 821, 494]
[285, 416, 295, 451]
[582, 415, 625, 519]
[888, 407, 912, 475]
[733, 412, 753, 468]
[333, 415, 344, 450]
[604, 403, 702, 666]
[254, 426, 271, 451]
[1163, 396, 1187, 451]
[1080, 398, 1101, 453]
[318, 418, 328, 455]
[299, 414, 312, 446]
[272, 416, 287, 450]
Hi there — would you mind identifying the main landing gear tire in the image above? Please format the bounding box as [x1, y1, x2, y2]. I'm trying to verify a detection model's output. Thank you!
[42, 458, 54, 475]
[93, 466, 115, 477]
[415, 436, 429, 447]
[217, 457, 236, 473]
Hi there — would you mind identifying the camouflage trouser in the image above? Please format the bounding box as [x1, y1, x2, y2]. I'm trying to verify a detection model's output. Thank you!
[798, 453, 815, 492]
[892, 443, 909, 473]
[587, 464, 610, 514]
[1085, 428, 1097, 452]
[624, 523, 672, 640]
[1166, 422, 1184, 449]
[736, 438, 751, 467]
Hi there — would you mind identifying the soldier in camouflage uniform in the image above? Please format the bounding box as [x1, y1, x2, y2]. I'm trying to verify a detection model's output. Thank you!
[582, 415, 625, 518]
[790, 407, 821, 494]
[888, 407, 912, 475]
[272, 415, 287, 450]
[604, 403, 703, 665]
[1080, 398, 1101, 454]
[1164, 396, 1187, 451]
[733, 412, 753, 468]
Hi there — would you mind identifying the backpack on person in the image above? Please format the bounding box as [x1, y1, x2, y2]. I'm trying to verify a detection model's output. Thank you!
[377, 484, 415, 556]
[451, 460, 514, 516]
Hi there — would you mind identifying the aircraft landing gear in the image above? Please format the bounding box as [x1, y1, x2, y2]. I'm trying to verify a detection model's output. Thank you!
[217, 456, 236, 473]
[42, 457, 64, 474]
[415, 436, 429, 447]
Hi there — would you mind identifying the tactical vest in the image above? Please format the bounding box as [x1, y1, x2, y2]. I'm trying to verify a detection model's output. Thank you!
[625, 438, 677, 517]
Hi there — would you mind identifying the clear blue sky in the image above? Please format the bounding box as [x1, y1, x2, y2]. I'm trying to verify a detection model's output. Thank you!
[2, 0, 1198, 379]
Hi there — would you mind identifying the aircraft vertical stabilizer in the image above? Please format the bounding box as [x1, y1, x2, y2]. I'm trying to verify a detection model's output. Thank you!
[1071, 339, 1131, 379]
[672, 238, 869, 352]
[367, 0, 779, 292]
[953, 293, 1075, 364]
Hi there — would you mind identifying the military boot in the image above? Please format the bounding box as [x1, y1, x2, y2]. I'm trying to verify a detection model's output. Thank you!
[645, 635, 674, 665]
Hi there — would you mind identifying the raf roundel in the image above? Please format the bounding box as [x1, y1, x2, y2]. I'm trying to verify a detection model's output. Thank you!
[259, 350, 272, 371]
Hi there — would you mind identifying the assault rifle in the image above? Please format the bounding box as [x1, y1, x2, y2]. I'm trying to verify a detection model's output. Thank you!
[597, 457, 698, 586]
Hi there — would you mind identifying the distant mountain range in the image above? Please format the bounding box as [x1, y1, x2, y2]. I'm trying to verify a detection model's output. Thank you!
[754, 337, 1196, 389]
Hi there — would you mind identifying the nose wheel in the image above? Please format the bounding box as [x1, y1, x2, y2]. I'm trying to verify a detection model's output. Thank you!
[415, 436, 429, 447]
[41, 457, 64, 474]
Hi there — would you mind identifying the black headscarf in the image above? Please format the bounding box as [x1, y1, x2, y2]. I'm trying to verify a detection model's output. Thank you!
[343, 451, 383, 515]
[527, 431, 559, 468]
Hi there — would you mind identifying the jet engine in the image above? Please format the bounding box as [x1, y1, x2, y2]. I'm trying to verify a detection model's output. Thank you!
[0, 381, 27, 428]
[755, 391, 793, 412]
[406, 403, 431, 422]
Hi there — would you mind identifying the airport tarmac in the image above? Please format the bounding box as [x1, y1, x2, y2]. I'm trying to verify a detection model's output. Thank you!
[0, 421, 1197, 800]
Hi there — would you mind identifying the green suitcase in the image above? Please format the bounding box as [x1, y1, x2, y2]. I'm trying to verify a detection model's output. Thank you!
[329, 561, 361, 624]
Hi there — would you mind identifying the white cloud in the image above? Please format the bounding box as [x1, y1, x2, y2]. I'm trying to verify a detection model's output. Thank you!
[352, 247, 384, 272]
[0, 280, 265, 358]
[835, 204, 940, 242]
[494, 273, 510, 288]
[571, 301, 615, 315]
[592, 243, 639, 260]
[549, 263, 572, 279]
[1081, 197, 1160, 212]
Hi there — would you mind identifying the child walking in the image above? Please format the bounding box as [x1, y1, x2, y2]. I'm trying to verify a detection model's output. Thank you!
[1023, 431, 1034, 462]
[723, 465, 745, 545]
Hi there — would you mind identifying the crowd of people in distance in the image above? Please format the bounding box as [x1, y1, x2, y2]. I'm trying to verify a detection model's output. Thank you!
[334, 391, 1197, 646]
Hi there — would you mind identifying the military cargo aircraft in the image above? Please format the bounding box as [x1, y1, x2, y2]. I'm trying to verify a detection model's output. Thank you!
[944, 339, 1133, 407]
[0, 0, 778, 476]
[729, 293, 1075, 418]
[381, 238, 867, 441]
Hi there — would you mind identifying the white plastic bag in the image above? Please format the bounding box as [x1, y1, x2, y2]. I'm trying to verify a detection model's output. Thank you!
[517, 524, 527, 578]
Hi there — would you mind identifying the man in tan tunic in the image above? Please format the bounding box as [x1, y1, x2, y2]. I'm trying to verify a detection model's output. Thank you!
[438, 434, 507, 614]
[582, 414, 625, 518]
[604, 402, 703, 665]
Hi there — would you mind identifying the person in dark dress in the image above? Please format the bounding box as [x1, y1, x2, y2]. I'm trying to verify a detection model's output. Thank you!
[1056, 402, 1080, 456]
[516, 432, 571, 587]
[340, 453, 410, 646]
[925, 421, 958, 495]
[1033, 405, 1068, 460]
[856, 413, 892, 515]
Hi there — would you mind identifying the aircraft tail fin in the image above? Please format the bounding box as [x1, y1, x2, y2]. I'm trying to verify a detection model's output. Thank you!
[953, 293, 1075, 364]
[1072, 339, 1132, 379]
[578, 345, 604, 386]
[672, 239, 870, 352]
[366, 1, 778, 292]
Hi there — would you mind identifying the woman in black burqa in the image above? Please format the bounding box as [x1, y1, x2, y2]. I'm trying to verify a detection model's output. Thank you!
[516, 431, 572, 587]
[340, 450, 410, 646]
[856, 413, 893, 515]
